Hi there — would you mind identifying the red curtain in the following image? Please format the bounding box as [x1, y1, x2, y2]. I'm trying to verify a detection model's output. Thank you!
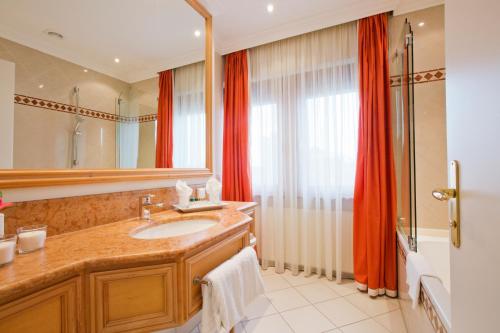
[222, 50, 253, 201]
[155, 69, 174, 168]
[353, 14, 397, 297]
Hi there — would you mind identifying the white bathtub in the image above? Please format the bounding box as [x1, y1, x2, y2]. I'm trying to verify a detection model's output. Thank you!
[417, 228, 450, 293]
[397, 228, 451, 333]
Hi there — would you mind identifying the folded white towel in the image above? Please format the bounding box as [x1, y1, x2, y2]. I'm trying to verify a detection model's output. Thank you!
[406, 251, 441, 309]
[200, 247, 264, 333]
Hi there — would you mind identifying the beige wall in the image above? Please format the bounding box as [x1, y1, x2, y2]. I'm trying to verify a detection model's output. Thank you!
[0, 37, 130, 169]
[0, 59, 15, 168]
[389, 5, 448, 230]
[129, 77, 158, 117]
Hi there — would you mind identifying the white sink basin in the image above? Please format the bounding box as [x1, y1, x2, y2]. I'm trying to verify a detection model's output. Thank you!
[131, 219, 218, 240]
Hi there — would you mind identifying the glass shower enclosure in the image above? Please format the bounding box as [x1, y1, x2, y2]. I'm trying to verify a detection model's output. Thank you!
[393, 19, 417, 250]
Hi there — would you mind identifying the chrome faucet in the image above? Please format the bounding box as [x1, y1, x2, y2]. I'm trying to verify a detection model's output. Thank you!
[140, 194, 164, 221]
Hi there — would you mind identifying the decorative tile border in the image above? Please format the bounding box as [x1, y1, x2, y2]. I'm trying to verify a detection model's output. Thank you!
[397, 237, 448, 333]
[390, 68, 446, 87]
[138, 114, 157, 123]
[14, 94, 157, 123]
[421, 286, 448, 333]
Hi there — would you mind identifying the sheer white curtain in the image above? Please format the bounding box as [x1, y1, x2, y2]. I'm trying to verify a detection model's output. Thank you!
[249, 22, 358, 281]
[173, 61, 205, 168]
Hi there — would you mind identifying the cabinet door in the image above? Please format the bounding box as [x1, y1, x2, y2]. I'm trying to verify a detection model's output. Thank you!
[89, 264, 177, 333]
[0, 278, 79, 333]
[185, 230, 248, 317]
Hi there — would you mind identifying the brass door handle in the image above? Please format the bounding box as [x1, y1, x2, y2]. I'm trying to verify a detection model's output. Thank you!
[432, 188, 457, 201]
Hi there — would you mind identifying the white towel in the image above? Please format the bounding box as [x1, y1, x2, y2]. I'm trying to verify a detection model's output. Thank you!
[200, 247, 264, 333]
[406, 251, 441, 309]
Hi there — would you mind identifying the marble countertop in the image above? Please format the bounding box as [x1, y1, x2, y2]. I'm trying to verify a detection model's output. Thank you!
[0, 201, 257, 304]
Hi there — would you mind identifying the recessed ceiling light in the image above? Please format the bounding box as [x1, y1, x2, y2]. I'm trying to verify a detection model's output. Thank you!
[114, 58, 120, 63]
[38, 84, 44, 89]
[194, 30, 201, 38]
[267, 3, 274, 13]
[83, 69, 88, 73]
[418, 22, 425, 27]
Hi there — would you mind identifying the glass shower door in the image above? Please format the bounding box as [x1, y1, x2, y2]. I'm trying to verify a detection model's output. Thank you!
[393, 19, 417, 250]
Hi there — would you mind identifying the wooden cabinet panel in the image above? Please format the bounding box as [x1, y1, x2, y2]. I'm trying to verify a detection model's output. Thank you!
[185, 230, 248, 317]
[0, 278, 79, 333]
[90, 264, 177, 333]
[242, 208, 256, 236]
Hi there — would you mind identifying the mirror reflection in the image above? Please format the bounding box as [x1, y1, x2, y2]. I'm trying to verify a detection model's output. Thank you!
[0, 0, 206, 169]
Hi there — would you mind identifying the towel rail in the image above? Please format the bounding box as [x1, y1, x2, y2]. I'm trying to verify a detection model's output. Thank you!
[192, 244, 256, 287]
[193, 276, 211, 286]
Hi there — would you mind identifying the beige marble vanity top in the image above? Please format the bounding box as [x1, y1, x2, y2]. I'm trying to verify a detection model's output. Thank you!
[0, 201, 257, 303]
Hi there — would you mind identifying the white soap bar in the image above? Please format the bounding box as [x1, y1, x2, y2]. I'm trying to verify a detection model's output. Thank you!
[0, 241, 15, 265]
[18, 230, 46, 253]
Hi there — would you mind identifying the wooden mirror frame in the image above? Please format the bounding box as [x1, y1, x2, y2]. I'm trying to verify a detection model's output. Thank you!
[0, 0, 213, 189]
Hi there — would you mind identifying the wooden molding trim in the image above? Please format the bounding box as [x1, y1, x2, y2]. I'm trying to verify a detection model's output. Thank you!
[0, 0, 213, 189]
[0, 168, 212, 189]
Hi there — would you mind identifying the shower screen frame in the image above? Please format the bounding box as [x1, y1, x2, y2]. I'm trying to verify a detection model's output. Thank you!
[401, 20, 418, 250]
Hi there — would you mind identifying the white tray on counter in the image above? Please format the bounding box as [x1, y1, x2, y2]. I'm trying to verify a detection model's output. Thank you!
[173, 201, 228, 213]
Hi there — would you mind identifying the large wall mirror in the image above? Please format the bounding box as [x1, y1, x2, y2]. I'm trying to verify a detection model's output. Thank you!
[0, 0, 212, 187]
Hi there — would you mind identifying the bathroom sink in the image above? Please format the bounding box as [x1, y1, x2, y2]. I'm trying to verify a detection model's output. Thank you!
[130, 218, 218, 240]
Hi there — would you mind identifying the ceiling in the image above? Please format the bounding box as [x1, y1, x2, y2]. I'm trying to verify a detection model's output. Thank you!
[0, 0, 443, 83]
[200, 0, 444, 54]
[0, 0, 205, 83]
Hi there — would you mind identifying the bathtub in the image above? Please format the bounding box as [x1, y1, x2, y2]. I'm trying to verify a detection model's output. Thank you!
[397, 228, 451, 333]
[417, 228, 450, 293]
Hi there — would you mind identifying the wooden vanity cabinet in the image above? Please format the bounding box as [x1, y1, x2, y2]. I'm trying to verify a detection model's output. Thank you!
[89, 263, 177, 333]
[0, 277, 80, 333]
[241, 206, 256, 236]
[0, 219, 253, 333]
[184, 229, 249, 318]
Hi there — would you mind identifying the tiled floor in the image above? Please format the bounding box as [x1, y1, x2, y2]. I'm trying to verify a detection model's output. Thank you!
[190, 268, 408, 333]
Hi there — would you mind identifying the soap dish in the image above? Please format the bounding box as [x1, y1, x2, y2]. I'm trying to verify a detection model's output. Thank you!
[173, 201, 228, 213]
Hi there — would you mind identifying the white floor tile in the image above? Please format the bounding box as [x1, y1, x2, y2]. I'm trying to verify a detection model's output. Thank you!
[315, 298, 369, 327]
[340, 319, 391, 333]
[296, 282, 341, 303]
[262, 274, 291, 293]
[374, 309, 408, 333]
[243, 295, 278, 320]
[281, 305, 336, 333]
[345, 293, 400, 317]
[266, 287, 310, 312]
[281, 270, 318, 286]
[244, 314, 294, 333]
[320, 278, 359, 296]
